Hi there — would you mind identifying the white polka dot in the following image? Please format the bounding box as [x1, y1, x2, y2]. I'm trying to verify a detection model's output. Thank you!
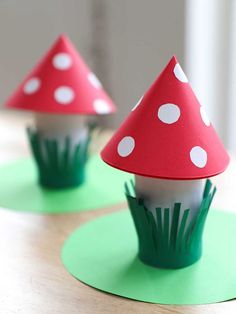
[200, 106, 210, 126]
[23, 78, 41, 94]
[93, 99, 111, 114]
[52, 53, 72, 70]
[131, 96, 143, 111]
[54, 86, 75, 104]
[190, 146, 207, 168]
[88, 72, 102, 89]
[158, 104, 181, 124]
[117, 136, 135, 157]
[173, 63, 188, 83]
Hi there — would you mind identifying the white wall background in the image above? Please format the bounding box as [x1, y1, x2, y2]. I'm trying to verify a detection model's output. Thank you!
[185, 0, 232, 146]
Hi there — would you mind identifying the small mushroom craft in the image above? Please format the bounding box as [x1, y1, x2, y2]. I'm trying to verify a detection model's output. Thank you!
[101, 56, 229, 269]
[5, 35, 116, 189]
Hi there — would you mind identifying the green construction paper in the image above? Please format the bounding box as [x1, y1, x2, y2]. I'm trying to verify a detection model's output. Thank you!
[27, 127, 90, 188]
[125, 179, 216, 268]
[62, 209, 236, 305]
[0, 155, 130, 214]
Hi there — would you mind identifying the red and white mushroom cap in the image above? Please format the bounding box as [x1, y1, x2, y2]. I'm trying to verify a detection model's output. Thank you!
[101, 56, 229, 180]
[5, 35, 116, 115]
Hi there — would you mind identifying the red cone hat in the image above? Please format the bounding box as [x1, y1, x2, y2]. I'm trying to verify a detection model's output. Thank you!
[101, 56, 229, 180]
[5, 34, 116, 115]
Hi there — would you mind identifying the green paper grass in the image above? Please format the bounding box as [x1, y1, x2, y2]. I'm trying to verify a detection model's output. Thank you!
[27, 128, 91, 189]
[125, 179, 216, 269]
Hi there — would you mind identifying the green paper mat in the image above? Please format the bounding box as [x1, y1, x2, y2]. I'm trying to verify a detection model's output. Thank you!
[0, 155, 130, 213]
[62, 209, 236, 305]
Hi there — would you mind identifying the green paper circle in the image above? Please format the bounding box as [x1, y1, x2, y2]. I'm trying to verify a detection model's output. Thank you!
[0, 155, 130, 214]
[62, 209, 236, 305]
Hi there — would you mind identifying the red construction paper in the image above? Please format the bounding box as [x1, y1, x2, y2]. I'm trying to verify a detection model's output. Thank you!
[101, 56, 229, 180]
[5, 35, 116, 115]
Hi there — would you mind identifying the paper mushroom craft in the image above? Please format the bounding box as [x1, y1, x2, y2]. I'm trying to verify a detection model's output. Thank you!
[101, 56, 229, 269]
[5, 35, 116, 189]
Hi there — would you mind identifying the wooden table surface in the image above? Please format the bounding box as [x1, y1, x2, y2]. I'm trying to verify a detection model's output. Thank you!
[1, 112, 236, 314]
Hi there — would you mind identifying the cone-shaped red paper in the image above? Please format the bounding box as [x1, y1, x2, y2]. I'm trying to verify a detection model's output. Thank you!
[101, 56, 229, 180]
[5, 35, 116, 115]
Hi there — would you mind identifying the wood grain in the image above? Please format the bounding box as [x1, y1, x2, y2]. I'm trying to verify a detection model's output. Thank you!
[0, 112, 235, 314]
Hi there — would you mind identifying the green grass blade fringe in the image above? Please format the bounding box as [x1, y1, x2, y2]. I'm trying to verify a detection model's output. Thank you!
[146, 210, 159, 251]
[61, 136, 71, 171]
[203, 179, 212, 199]
[163, 208, 170, 249]
[51, 140, 59, 171]
[125, 179, 216, 268]
[176, 208, 190, 251]
[27, 128, 89, 188]
[170, 203, 181, 249]
[130, 179, 136, 197]
[73, 142, 81, 169]
[126, 195, 157, 260]
[124, 181, 131, 196]
[155, 207, 163, 248]
[27, 128, 44, 166]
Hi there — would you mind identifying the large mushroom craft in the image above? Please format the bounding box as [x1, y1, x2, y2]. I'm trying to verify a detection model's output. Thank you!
[5, 35, 116, 189]
[101, 56, 229, 269]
